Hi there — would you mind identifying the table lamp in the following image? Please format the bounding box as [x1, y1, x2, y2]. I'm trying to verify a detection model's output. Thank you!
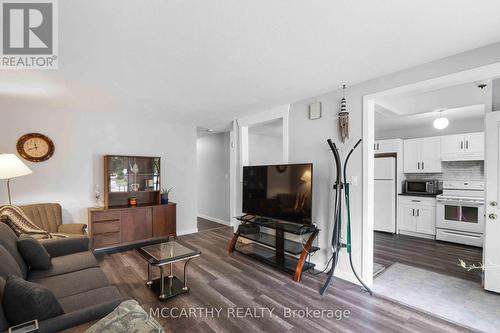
[0, 154, 32, 204]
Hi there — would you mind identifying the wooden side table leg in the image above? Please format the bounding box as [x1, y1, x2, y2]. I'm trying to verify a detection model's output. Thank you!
[294, 230, 319, 282]
[228, 232, 239, 253]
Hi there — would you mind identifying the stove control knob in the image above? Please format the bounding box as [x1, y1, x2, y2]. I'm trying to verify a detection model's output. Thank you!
[490, 201, 498, 207]
[489, 213, 497, 220]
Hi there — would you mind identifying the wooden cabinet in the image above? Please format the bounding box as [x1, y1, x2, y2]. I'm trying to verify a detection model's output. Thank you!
[89, 203, 176, 250]
[374, 139, 402, 154]
[121, 207, 152, 243]
[152, 204, 176, 237]
[404, 137, 441, 173]
[441, 132, 484, 161]
[398, 196, 436, 237]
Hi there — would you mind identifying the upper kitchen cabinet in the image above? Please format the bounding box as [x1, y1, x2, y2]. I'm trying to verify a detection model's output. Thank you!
[374, 139, 403, 154]
[441, 132, 484, 161]
[404, 137, 442, 173]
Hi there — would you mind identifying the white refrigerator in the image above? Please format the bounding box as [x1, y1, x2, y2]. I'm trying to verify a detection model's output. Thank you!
[374, 157, 396, 233]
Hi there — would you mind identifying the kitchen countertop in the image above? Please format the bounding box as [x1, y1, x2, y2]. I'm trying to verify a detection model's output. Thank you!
[398, 192, 442, 198]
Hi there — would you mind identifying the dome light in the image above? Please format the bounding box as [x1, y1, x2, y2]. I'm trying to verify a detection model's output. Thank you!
[433, 110, 449, 130]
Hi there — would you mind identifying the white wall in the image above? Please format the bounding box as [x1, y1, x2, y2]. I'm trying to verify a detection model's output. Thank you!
[494, 79, 500, 111]
[284, 42, 500, 283]
[248, 133, 283, 165]
[196, 133, 230, 223]
[0, 109, 198, 235]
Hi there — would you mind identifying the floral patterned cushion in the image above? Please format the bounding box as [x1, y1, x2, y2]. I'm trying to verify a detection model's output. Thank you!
[85, 300, 164, 333]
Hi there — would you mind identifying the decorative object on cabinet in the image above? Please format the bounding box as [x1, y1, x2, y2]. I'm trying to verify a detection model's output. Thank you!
[160, 187, 173, 205]
[0, 154, 32, 204]
[128, 197, 137, 207]
[16, 133, 55, 162]
[338, 84, 349, 143]
[94, 184, 101, 207]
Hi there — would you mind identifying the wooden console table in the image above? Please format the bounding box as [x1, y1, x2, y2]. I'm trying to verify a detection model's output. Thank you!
[228, 217, 319, 282]
[88, 203, 176, 251]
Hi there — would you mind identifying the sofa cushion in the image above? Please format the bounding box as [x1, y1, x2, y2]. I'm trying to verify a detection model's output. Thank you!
[0, 277, 9, 332]
[58, 286, 123, 313]
[0, 246, 23, 279]
[40, 236, 90, 258]
[29, 267, 110, 299]
[0, 223, 28, 278]
[28, 251, 99, 280]
[18, 235, 52, 270]
[2, 275, 64, 326]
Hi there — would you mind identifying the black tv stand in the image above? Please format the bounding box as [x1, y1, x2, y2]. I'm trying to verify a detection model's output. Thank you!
[228, 216, 319, 282]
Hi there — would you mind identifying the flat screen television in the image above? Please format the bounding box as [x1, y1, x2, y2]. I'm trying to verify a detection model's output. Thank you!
[242, 163, 313, 224]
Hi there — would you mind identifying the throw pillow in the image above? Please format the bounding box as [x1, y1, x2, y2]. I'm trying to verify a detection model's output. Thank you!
[2, 275, 64, 326]
[17, 235, 51, 270]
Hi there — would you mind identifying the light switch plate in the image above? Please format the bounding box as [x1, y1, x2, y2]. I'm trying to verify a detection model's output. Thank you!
[309, 102, 322, 120]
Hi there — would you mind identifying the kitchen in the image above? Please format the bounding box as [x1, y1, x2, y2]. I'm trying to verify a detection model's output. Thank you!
[370, 82, 491, 319]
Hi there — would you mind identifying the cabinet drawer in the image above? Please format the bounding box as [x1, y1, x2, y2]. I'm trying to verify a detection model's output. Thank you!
[93, 232, 120, 248]
[92, 220, 121, 235]
[92, 210, 121, 222]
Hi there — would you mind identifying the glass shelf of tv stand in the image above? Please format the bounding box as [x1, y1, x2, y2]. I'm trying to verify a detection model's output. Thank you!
[236, 216, 317, 235]
[236, 232, 319, 255]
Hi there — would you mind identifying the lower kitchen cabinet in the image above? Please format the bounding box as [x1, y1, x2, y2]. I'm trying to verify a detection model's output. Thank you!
[398, 196, 436, 237]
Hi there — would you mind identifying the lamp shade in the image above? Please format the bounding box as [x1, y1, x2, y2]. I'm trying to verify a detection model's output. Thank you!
[0, 154, 32, 179]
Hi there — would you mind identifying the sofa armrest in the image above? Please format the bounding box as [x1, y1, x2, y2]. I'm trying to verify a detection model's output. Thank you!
[37, 297, 129, 333]
[40, 237, 89, 257]
[58, 223, 88, 235]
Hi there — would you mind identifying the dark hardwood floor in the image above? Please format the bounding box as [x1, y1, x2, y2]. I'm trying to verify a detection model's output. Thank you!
[374, 231, 483, 283]
[77, 227, 474, 333]
[198, 216, 228, 232]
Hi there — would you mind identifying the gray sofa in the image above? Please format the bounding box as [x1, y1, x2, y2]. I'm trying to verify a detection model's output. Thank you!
[0, 223, 129, 333]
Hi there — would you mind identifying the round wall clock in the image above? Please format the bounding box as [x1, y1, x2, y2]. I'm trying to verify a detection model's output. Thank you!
[17, 133, 55, 162]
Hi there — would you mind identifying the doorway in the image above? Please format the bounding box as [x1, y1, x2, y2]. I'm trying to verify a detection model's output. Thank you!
[196, 128, 231, 232]
[363, 65, 500, 332]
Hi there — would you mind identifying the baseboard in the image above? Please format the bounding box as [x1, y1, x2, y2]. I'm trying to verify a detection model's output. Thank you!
[177, 228, 199, 236]
[197, 214, 231, 226]
[399, 230, 435, 240]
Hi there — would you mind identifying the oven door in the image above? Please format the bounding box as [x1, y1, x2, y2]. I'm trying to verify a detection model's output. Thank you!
[436, 198, 485, 233]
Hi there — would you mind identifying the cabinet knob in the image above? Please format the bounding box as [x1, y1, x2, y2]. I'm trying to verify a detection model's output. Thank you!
[489, 213, 498, 220]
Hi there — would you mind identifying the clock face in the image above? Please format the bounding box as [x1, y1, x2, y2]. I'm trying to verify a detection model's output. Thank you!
[17, 133, 54, 162]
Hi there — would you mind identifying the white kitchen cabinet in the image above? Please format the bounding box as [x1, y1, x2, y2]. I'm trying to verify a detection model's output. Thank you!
[374, 139, 402, 154]
[441, 132, 484, 161]
[398, 196, 436, 237]
[403, 137, 442, 173]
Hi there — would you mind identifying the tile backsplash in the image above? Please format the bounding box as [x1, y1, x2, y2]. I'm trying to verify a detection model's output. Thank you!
[406, 161, 484, 186]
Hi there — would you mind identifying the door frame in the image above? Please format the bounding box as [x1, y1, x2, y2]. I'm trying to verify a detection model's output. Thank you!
[362, 63, 500, 288]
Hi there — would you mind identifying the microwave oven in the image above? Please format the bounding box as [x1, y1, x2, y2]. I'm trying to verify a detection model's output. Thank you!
[404, 180, 439, 195]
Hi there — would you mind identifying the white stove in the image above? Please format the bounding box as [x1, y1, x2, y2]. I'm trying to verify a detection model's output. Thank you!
[436, 180, 485, 247]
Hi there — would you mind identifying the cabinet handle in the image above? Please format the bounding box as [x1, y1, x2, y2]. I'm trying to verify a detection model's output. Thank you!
[412, 209, 415, 216]
[422, 162, 424, 170]
[461, 141, 463, 149]
[417, 209, 420, 217]
[466, 141, 469, 149]
[417, 162, 420, 170]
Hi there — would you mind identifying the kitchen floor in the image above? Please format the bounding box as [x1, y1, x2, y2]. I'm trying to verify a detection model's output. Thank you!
[373, 231, 483, 283]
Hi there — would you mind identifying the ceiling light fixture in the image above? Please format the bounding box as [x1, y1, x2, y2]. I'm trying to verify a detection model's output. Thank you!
[433, 109, 449, 130]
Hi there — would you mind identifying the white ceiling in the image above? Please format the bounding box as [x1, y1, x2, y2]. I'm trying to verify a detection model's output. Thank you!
[3, 1, 500, 129]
